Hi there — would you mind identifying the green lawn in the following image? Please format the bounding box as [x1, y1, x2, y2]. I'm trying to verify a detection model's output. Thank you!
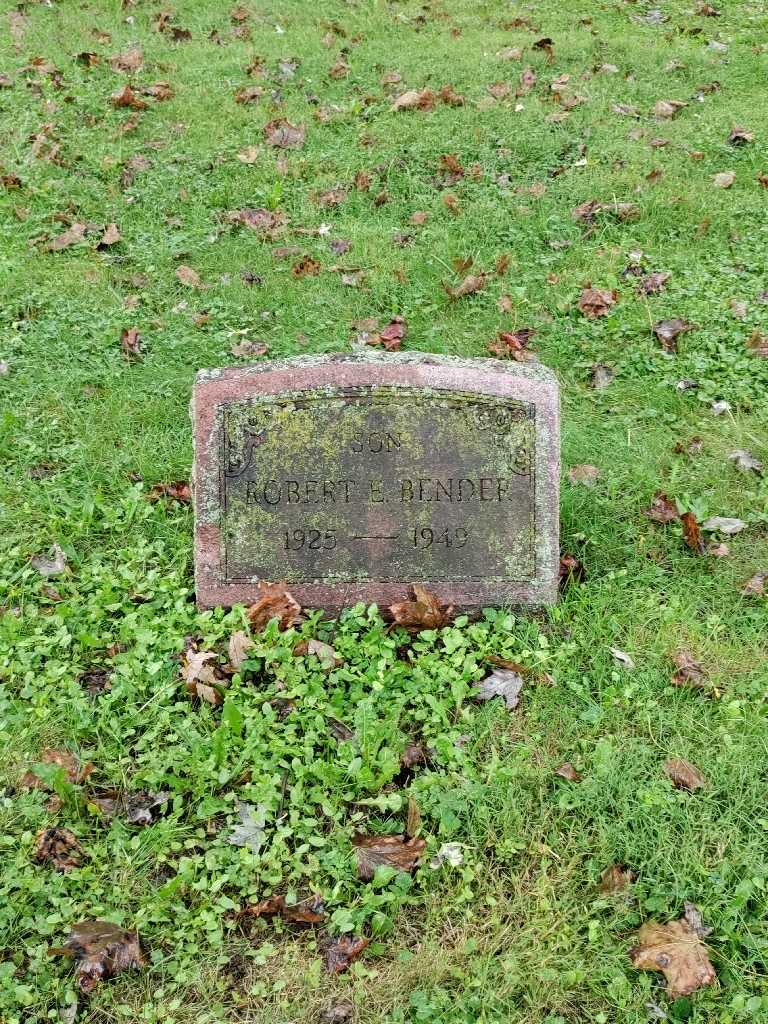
[2, 1, 768, 1022]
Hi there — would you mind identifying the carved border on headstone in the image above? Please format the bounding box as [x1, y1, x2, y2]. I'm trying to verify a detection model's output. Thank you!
[192, 352, 559, 613]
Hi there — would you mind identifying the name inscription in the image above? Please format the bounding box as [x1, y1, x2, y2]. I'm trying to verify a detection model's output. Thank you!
[220, 388, 536, 584]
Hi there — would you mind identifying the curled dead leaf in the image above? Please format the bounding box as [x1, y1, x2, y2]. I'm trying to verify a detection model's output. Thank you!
[263, 119, 306, 149]
[45, 223, 87, 252]
[653, 99, 687, 119]
[681, 511, 705, 554]
[228, 629, 254, 670]
[181, 649, 224, 705]
[110, 84, 148, 110]
[578, 286, 617, 318]
[653, 318, 693, 352]
[239, 894, 326, 924]
[629, 911, 716, 999]
[176, 265, 202, 288]
[324, 935, 370, 974]
[568, 464, 601, 487]
[247, 581, 303, 632]
[475, 667, 525, 709]
[51, 921, 146, 994]
[391, 88, 436, 112]
[713, 170, 736, 189]
[671, 651, 707, 688]
[740, 572, 766, 597]
[34, 827, 85, 872]
[22, 748, 93, 790]
[643, 491, 678, 524]
[352, 834, 426, 881]
[599, 864, 635, 893]
[89, 790, 170, 826]
[445, 273, 487, 300]
[389, 585, 453, 631]
[146, 480, 191, 503]
[120, 327, 142, 360]
[555, 762, 581, 782]
[664, 757, 706, 791]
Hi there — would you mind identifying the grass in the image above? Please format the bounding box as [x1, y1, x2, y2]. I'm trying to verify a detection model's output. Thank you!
[1, 0, 768, 1021]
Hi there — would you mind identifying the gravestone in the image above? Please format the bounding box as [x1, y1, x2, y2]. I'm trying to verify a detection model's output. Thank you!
[192, 352, 559, 613]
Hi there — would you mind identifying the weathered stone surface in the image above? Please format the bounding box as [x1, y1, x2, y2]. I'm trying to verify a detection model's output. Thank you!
[192, 352, 559, 613]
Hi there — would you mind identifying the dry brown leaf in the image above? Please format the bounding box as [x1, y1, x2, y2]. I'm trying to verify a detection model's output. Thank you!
[120, 327, 142, 360]
[391, 89, 436, 112]
[231, 339, 268, 358]
[240, 894, 326, 924]
[147, 480, 191, 503]
[664, 757, 706, 791]
[746, 330, 768, 356]
[228, 630, 254, 670]
[681, 511, 706, 554]
[45, 223, 87, 252]
[324, 935, 370, 974]
[292, 255, 322, 277]
[589, 362, 615, 389]
[445, 273, 487, 300]
[653, 99, 687, 119]
[671, 651, 707, 688]
[643, 491, 679, 524]
[488, 328, 537, 361]
[389, 585, 453, 630]
[34, 827, 85, 872]
[728, 126, 754, 145]
[176, 265, 202, 288]
[50, 921, 146, 994]
[22, 749, 93, 790]
[579, 286, 617, 318]
[263, 119, 306, 149]
[517, 67, 537, 96]
[629, 913, 716, 999]
[559, 553, 585, 586]
[555, 762, 581, 782]
[352, 834, 426, 881]
[653, 318, 693, 352]
[329, 58, 350, 79]
[181, 649, 224, 705]
[568, 464, 601, 487]
[599, 864, 635, 893]
[247, 582, 303, 632]
[638, 271, 670, 295]
[740, 572, 767, 597]
[97, 223, 121, 249]
[713, 170, 736, 189]
[110, 84, 148, 110]
[366, 316, 407, 351]
[110, 47, 143, 72]
[225, 207, 286, 235]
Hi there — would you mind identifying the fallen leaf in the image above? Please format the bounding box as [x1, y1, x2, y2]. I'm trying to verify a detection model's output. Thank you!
[653, 318, 693, 352]
[643, 491, 679, 524]
[31, 543, 67, 577]
[329, 58, 349, 79]
[391, 88, 436, 111]
[629, 912, 716, 999]
[475, 667, 525, 709]
[701, 516, 746, 535]
[89, 790, 170, 826]
[488, 328, 536, 361]
[110, 84, 148, 110]
[589, 362, 615, 389]
[52, 922, 146, 994]
[146, 480, 191, 503]
[225, 207, 286, 235]
[579, 286, 617, 318]
[324, 935, 370, 974]
[228, 630, 254, 670]
[236, 85, 265, 104]
[445, 273, 487, 300]
[176, 265, 202, 288]
[231, 339, 269, 358]
[664, 757, 706, 791]
[747, 330, 768, 356]
[22, 748, 92, 790]
[713, 170, 736, 188]
[247, 581, 303, 632]
[671, 651, 707, 688]
[120, 327, 142, 360]
[727, 127, 753, 145]
[181, 649, 224, 705]
[227, 801, 267, 853]
[653, 99, 687, 119]
[497, 46, 523, 60]
[517, 67, 537, 96]
[321, 1001, 355, 1023]
[555, 762, 581, 782]
[599, 864, 635, 893]
[610, 648, 635, 669]
[45, 223, 87, 252]
[294, 638, 341, 669]
[681, 512, 706, 554]
[638, 271, 670, 295]
[352, 834, 426, 881]
[140, 81, 173, 101]
[568, 464, 601, 487]
[405, 796, 421, 838]
[740, 572, 766, 597]
[728, 449, 763, 474]
[110, 47, 143, 72]
[366, 316, 407, 351]
[389, 585, 453, 630]
[559, 553, 585, 585]
[711, 399, 732, 415]
[34, 827, 85, 872]
[292, 255, 322, 277]
[240, 894, 326, 924]
[263, 119, 305, 149]
[730, 299, 748, 320]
